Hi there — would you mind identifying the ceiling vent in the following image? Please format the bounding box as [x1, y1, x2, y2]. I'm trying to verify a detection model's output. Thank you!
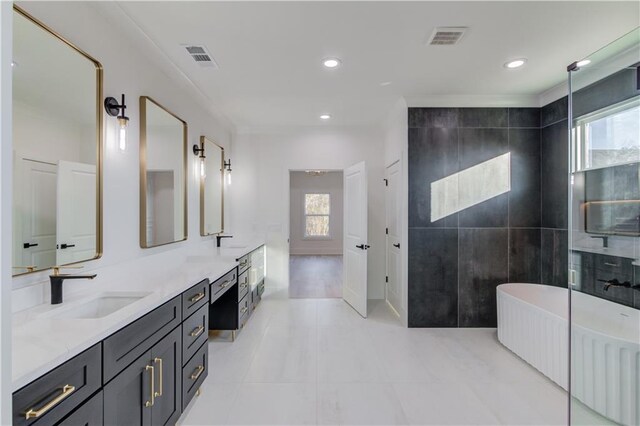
[426, 27, 467, 46]
[182, 44, 218, 68]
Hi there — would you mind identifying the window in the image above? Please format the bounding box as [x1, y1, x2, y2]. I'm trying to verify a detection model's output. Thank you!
[304, 193, 330, 237]
[573, 98, 640, 172]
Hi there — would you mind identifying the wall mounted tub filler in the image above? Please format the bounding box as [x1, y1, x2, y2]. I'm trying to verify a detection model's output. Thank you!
[597, 278, 631, 291]
[49, 266, 97, 304]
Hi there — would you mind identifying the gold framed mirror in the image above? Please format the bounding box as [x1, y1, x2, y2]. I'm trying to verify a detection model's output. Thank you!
[139, 96, 188, 248]
[12, 6, 103, 276]
[199, 136, 224, 236]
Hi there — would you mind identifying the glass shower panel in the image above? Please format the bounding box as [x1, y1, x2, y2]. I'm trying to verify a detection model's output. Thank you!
[568, 28, 640, 426]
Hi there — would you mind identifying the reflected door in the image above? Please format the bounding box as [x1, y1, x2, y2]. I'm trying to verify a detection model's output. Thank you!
[385, 160, 402, 317]
[343, 161, 368, 317]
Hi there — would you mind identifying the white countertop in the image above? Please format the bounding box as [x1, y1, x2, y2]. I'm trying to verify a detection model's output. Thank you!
[12, 240, 264, 391]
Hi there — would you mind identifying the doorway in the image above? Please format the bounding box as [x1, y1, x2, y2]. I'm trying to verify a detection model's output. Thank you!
[288, 170, 343, 298]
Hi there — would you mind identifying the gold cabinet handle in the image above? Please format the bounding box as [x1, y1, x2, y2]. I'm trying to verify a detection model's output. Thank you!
[190, 325, 205, 338]
[240, 283, 248, 289]
[154, 358, 163, 397]
[25, 384, 75, 419]
[240, 307, 248, 314]
[145, 365, 155, 407]
[190, 365, 204, 381]
[189, 292, 205, 303]
[219, 280, 230, 289]
[604, 262, 619, 267]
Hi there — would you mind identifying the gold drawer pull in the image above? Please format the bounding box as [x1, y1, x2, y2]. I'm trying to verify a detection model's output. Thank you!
[190, 365, 204, 381]
[190, 325, 205, 337]
[189, 292, 205, 303]
[240, 283, 248, 289]
[154, 358, 163, 397]
[604, 262, 619, 267]
[219, 280, 230, 289]
[240, 306, 248, 314]
[25, 384, 76, 419]
[145, 365, 155, 407]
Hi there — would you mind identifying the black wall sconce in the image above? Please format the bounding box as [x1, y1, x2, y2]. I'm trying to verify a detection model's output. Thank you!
[104, 94, 129, 151]
[223, 159, 232, 185]
[193, 143, 206, 178]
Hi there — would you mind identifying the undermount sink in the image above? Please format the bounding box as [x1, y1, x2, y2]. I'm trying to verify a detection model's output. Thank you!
[43, 292, 151, 320]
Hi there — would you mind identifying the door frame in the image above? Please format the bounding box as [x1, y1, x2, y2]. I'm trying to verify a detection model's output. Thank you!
[384, 160, 401, 318]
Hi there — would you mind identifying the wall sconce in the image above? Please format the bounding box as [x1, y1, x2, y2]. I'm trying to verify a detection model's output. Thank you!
[224, 159, 232, 185]
[193, 143, 206, 178]
[104, 94, 129, 151]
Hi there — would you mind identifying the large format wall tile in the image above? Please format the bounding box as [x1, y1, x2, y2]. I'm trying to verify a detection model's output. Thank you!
[541, 229, 568, 287]
[509, 129, 541, 228]
[458, 228, 509, 327]
[408, 228, 459, 327]
[408, 127, 459, 228]
[458, 108, 508, 128]
[409, 107, 458, 128]
[541, 97, 568, 127]
[508, 107, 541, 128]
[509, 229, 541, 283]
[573, 67, 639, 118]
[541, 120, 568, 230]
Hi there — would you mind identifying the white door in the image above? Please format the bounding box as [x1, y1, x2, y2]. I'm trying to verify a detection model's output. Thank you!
[57, 160, 96, 265]
[15, 158, 58, 269]
[343, 161, 368, 317]
[385, 161, 402, 317]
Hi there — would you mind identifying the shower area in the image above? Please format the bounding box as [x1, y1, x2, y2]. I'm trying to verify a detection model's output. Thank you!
[568, 28, 640, 425]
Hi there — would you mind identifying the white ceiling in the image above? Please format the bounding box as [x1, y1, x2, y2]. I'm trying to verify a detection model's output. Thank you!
[115, 1, 639, 128]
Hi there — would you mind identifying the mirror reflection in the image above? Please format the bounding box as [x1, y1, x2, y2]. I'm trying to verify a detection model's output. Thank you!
[200, 137, 224, 236]
[12, 7, 102, 275]
[140, 97, 187, 248]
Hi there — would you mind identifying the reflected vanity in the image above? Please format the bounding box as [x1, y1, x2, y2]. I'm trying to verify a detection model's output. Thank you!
[139, 96, 188, 248]
[198, 136, 224, 236]
[11, 6, 103, 276]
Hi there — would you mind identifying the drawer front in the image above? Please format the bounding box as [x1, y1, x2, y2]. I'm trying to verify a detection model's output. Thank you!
[238, 270, 249, 302]
[239, 309, 249, 331]
[238, 293, 250, 323]
[13, 344, 101, 426]
[182, 279, 209, 320]
[238, 254, 251, 274]
[595, 254, 633, 276]
[103, 296, 182, 383]
[257, 280, 265, 298]
[182, 342, 209, 411]
[182, 304, 209, 365]
[57, 390, 103, 426]
[211, 268, 237, 297]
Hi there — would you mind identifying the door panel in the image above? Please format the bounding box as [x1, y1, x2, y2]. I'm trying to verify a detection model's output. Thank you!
[343, 161, 368, 317]
[103, 351, 152, 426]
[386, 161, 402, 316]
[151, 327, 181, 426]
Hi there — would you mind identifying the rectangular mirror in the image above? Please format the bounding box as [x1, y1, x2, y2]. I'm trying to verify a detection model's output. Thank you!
[199, 136, 224, 236]
[140, 96, 187, 248]
[12, 6, 103, 276]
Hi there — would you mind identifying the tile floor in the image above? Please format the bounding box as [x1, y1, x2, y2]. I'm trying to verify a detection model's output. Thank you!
[179, 289, 607, 425]
[289, 256, 343, 299]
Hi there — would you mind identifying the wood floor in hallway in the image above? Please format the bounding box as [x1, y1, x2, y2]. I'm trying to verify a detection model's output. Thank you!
[289, 255, 342, 299]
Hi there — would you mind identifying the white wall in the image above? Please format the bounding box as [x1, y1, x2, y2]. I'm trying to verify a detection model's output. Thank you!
[382, 98, 409, 326]
[289, 171, 343, 256]
[10, 2, 237, 309]
[0, 2, 13, 420]
[231, 126, 386, 300]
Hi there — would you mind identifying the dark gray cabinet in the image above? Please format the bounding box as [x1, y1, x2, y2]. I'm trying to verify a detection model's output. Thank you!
[182, 304, 209, 363]
[57, 390, 103, 426]
[182, 279, 209, 319]
[182, 341, 208, 410]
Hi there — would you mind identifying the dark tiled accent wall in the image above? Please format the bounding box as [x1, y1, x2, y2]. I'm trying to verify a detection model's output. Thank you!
[408, 107, 542, 327]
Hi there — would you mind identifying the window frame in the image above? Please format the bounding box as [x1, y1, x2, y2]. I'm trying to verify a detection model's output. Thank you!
[302, 192, 332, 240]
[572, 97, 640, 172]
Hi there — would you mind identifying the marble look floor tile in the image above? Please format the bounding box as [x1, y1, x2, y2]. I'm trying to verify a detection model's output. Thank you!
[244, 325, 317, 383]
[226, 383, 317, 425]
[317, 299, 367, 327]
[317, 325, 386, 383]
[317, 383, 408, 425]
[179, 382, 240, 425]
[268, 299, 318, 327]
[393, 382, 501, 425]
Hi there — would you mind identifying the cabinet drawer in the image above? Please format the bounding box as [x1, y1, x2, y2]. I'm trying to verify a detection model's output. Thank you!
[13, 344, 101, 426]
[103, 296, 181, 383]
[238, 293, 250, 323]
[238, 254, 251, 274]
[238, 270, 249, 302]
[595, 254, 633, 275]
[182, 279, 209, 320]
[182, 304, 209, 365]
[57, 390, 102, 426]
[211, 268, 237, 298]
[182, 342, 208, 410]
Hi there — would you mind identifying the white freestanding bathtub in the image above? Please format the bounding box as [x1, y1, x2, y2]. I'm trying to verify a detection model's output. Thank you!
[497, 283, 640, 426]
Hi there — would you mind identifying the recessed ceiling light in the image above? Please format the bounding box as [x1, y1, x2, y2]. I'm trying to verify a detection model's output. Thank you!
[11, 61, 16, 67]
[320, 114, 331, 120]
[322, 58, 341, 69]
[576, 59, 591, 67]
[380, 81, 392, 86]
[504, 58, 527, 69]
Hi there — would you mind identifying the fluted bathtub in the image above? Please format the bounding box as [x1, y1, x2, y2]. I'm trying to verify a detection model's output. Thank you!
[497, 283, 640, 426]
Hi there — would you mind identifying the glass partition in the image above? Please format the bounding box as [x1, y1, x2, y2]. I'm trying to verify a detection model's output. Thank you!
[568, 27, 640, 425]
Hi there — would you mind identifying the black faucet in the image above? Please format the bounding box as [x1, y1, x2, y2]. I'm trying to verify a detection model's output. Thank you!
[597, 278, 631, 291]
[590, 235, 609, 248]
[49, 267, 97, 304]
[216, 235, 233, 248]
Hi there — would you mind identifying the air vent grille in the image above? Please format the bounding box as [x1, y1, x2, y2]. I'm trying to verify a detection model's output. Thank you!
[183, 44, 218, 68]
[427, 27, 467, 46]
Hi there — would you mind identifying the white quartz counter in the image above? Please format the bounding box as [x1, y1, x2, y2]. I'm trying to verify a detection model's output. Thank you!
[12, 240, 264, 391]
